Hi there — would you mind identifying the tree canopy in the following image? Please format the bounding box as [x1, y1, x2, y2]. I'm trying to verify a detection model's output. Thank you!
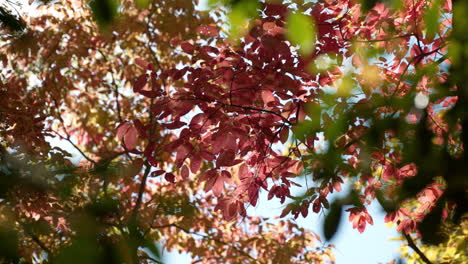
[0, 0, 466, 263]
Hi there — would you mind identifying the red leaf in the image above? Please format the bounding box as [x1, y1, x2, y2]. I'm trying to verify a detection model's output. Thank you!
[239, 164, 249, 178]
[144, 142, 155, 158]
[347, 207, 373, 233]
[116, 122, 131, 141]
[181, 165, 189, 179]
[123, 126, 138, 150]
[333, 178, 342, 192]
[190, 155, 202, 173]
[172, 68, 187, 81]
[151, 170, 165, 177]
[134, 119, 147, 138]
[181, 42, 195, 54]
[261, 90, 275, 105]
[203, 171, 221, 195]
[382, 164, 397, 181]
[248, 185, 259, 206]
[237, 201, 246, 217]
[139, 90, 159, 98]
[190, 113, 205, 130]
[135, 58, 149, 69]
[217, 149, 235, 167]
[320, 197, 329, 209]
[212, 174, 225, 196]
[224, 134, 237, 153]
[200, 151, 215, 161]
[384, 211, 397, 223]
[220, 170, 233, 185]
[280, 203, 294, 218]
[175, 144, 191, 168]
[227, 201, 237, 219]
[301, 200, 309, 218]
[399, 164, 417, 178]
[268, 185, 277, 200]
[128, 158, 144, 177]
[199, 169, 216, 183]
[312, 199, 321, 213]
[397, 219, 416, 234]
[279, 127, 289, 144]
[212, 134, 225, 154]
[134, 74, 148, 93]
[165, 173, 176, 183]
[147, 156, 158, 167]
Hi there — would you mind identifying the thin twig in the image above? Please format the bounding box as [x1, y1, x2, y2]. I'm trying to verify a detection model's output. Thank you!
[131, 162, 152, 219]
[403, 232, 433, 264]
[52, 130, 96, 165]
[95, 49, 123, 123]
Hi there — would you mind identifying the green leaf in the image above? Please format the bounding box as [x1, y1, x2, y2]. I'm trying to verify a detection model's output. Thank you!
[292, 120, 319, 141]
[228, 0, 259, 42]
[424, 0, 442, 39]
[323, 201, 342, 241]
[89, 0, 120, 27]
[135, 0, 150, 9]
[286, 12, 316, 56]
[360, 0, 383, 12]
[419, 199, 447, 245]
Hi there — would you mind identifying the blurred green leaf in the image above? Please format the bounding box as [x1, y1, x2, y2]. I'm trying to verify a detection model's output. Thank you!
[286, 12, 316, 56]
[419, 199, 447, 245]
[228, 0, 259, 42]
[424, 0, 441, 39]
[324, 112, 348, 144]
[323, 201, 342, 241]
[89, 0, 120, 27]
[292, 120, 319, 141]
[376, 190, 397, 213]
[0, 228, 19, 263]
[360, 0, 386, 12]
[305, 102, 322, 127]
[390, 0, 403, 10]
[142, 240, 162, 262]
[135, 0, 150, 9]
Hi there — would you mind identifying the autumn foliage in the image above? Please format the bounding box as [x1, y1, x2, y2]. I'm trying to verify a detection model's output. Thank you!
[0, 0, 466, 263]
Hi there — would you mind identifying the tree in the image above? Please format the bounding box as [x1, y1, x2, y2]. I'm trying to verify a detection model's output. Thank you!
[1, 1, 333, 263]
[0, 0, 466, 263]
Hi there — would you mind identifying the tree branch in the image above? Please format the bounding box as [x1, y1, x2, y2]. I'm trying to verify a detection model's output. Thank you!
[52, 130, 97, 165]
[403, 233, 433, 264]
[131, 162, 152, 219]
